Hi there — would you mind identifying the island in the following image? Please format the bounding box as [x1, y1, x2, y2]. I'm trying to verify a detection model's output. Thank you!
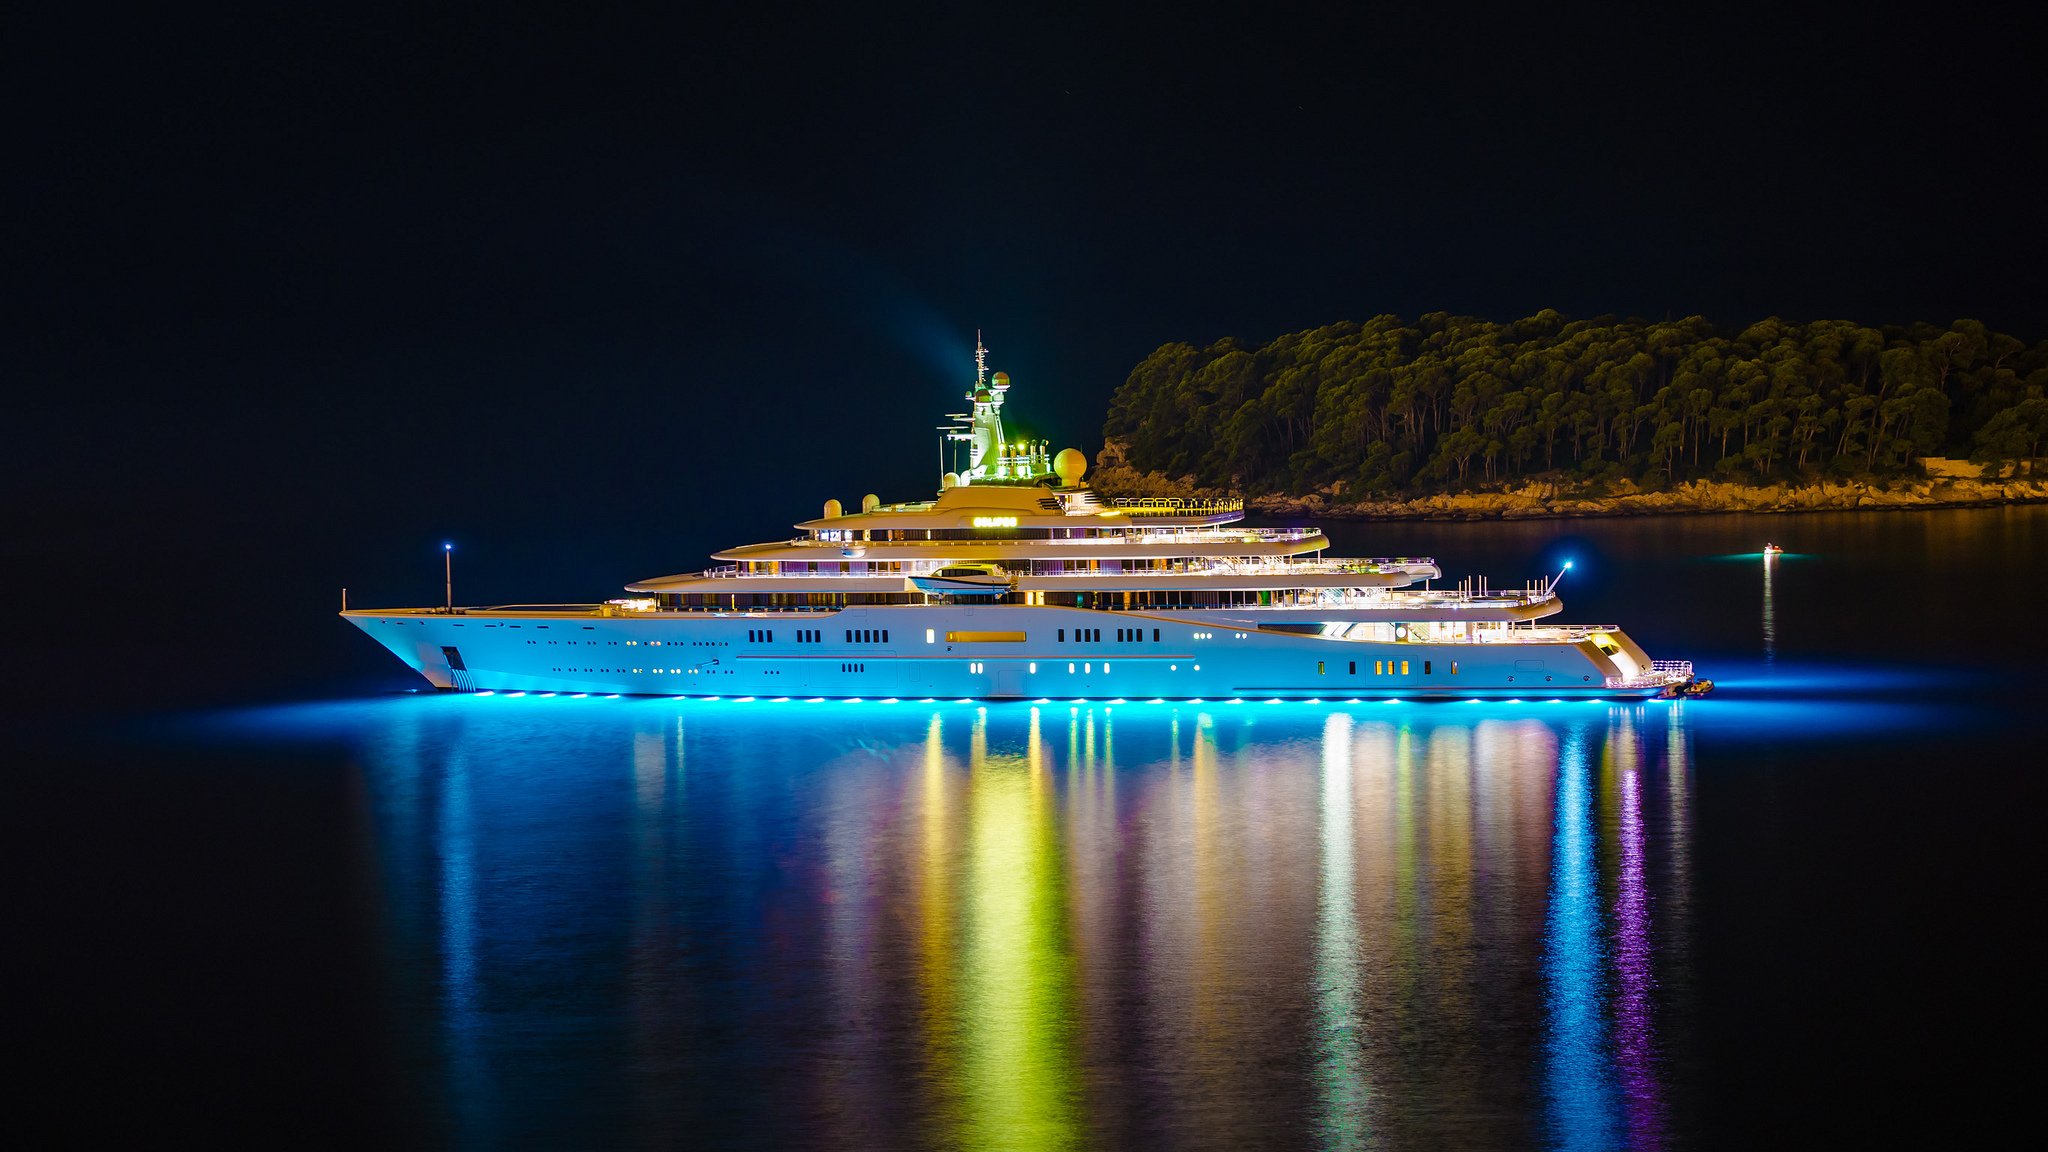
[1096, 312, 2048, 518]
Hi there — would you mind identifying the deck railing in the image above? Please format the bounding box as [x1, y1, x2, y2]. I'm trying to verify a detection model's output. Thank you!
[1605, 660, 1694, 688]
[795, 526, 1325, 546]
[696, 556, 1440, 580]
[1105, 496, 1245, 516]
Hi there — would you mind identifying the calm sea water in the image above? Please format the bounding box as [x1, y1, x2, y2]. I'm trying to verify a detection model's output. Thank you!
[14, 508, 2043, 1148]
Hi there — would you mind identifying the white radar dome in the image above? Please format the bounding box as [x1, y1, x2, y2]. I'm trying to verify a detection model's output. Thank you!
[1054, 447, 1087, 486]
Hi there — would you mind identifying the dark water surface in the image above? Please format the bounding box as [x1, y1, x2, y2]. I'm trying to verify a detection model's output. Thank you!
[13, 509, 2043, 1149]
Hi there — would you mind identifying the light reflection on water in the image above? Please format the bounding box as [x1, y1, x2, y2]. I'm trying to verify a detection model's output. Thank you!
[194, 693, 1748, 1147]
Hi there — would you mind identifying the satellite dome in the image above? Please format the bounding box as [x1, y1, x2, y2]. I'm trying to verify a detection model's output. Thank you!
[861, 493, 880, 512]
[1053, 448, 1087, 486]
[973, 389, 992, 403]
[941, 471, 960, 489]
[991, 371, 1010, 388]
[823, 498, 843, 519]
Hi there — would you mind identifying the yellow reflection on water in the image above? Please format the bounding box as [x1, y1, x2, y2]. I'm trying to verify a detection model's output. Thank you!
[1314, 712, 1369, 1147]
[942, 707, 1083, 1150]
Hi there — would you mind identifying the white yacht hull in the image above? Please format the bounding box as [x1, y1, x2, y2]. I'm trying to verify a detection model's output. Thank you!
[346, 604, 1677, 700]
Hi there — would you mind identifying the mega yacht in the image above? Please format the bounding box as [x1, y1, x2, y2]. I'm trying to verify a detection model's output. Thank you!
[345, 339, 1704, 700]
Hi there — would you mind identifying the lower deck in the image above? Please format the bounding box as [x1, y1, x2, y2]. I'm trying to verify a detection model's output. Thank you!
[346, 604, 1688, 700]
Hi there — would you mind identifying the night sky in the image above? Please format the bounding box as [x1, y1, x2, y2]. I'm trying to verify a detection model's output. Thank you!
[8, 3, 2045, 710]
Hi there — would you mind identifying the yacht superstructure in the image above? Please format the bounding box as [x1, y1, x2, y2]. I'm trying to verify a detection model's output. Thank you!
[345, 338, 1704, 700]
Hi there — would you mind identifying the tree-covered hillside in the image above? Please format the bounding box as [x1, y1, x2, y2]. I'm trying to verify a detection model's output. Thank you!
[1103, 312, 2048, 496]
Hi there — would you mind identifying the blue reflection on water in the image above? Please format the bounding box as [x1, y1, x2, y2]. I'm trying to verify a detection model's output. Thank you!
[1544, 725, 1618, 1148]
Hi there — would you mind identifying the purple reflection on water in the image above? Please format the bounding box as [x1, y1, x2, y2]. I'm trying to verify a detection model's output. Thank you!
[1613, 754, 1663, 1148]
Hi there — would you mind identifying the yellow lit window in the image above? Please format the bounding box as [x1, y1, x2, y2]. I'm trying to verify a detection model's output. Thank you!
[1401, 660, 1409, 675]
[1375, 660, 1384, 675]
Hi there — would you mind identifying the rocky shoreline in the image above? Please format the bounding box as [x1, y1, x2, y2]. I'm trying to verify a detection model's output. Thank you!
[1088, 459, 2048, 521]
[1246, 477, 2048, 520]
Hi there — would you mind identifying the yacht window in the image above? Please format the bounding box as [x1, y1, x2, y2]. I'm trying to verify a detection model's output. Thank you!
[1058, 629, 1065, 642]
[1348, 661, 1356, 674]
[1424, 661, 1431, 674]
[1153, 628, 1160, 642]
[1375, 660, 1384, 675]
[1400, 660, 1409, 675]
[1318, 662, 1325, 675]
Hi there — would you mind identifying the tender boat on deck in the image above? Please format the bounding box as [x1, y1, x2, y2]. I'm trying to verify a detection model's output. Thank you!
[910, 563, 1014, 596]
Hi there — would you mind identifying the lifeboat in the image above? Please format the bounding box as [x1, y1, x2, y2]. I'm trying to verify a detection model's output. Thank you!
[909, 563, 1013, 596]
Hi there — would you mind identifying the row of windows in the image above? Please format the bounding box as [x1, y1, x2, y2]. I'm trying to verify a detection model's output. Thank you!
[747, 628, 775, 643]
[845, 628, 890, 644]
[840, 663, 866, 673]
[1333, 660, 1451, 675]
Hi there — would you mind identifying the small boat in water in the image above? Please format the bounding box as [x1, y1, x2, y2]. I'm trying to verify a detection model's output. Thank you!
[1763, 543, 1784, 556]
[910, 563, 1013, 596]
